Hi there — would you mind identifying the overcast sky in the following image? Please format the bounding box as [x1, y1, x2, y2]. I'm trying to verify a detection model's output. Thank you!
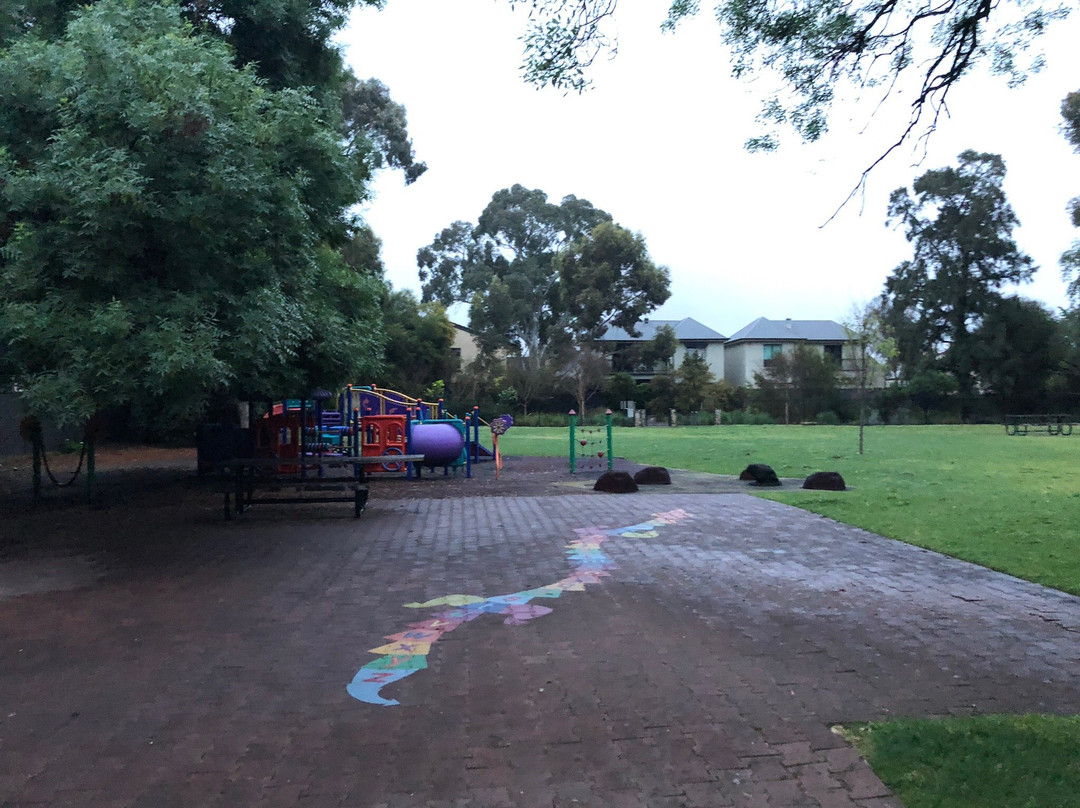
[339, 1, 1080, 337]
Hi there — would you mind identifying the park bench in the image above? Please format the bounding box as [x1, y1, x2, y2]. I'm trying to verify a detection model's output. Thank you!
[1003, 414, 1075, 436]
[214, 454, 423, 520]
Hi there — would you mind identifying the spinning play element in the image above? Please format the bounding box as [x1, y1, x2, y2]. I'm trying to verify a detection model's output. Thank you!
[489, 414, 512, 478]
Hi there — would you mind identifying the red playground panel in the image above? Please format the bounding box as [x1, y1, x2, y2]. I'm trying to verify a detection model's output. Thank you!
[360, 414, 409, 473]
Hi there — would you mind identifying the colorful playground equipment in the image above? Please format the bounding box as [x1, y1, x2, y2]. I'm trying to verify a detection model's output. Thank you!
[251, 386, 499, 479]
[569, 409, 614, 473]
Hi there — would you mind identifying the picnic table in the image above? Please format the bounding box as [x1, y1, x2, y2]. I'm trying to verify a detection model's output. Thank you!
[214, 454, 424, 520]
[1003, 414, 1075, 436]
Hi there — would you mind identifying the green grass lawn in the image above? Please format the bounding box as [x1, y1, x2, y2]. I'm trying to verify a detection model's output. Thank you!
[502, 424, 1080, 595]
[504, 424, 1080, 805]
[842, 715, 1080, 808]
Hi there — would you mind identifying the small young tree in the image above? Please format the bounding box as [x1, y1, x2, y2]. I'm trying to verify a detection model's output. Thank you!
[647, 372, 677, 421]
[844, 300, 896, 454]
[605, 371, 641, 411]
[641, 324, 679, 373]
[675, 353, 716, 412]
[505, 356, 555, 415]
[450, 354, 504, 413]
[555, 346, 610, 416]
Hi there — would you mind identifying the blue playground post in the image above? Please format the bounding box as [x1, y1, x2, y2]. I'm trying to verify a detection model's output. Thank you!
[352, 408, 360, 458]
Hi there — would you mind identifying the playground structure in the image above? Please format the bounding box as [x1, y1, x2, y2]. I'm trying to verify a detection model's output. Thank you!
[247, 386, 500, 479]
[569, 409, 614, 474]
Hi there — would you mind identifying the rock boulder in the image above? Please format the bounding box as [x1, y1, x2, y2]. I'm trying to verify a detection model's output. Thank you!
[803, 471, 846, 491]
[739, 463, 781, 486]
[593, 470, 639, 493]
[633, 466, 671, 485]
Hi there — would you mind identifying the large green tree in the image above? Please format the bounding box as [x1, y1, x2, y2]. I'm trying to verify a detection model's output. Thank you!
[973, 296, 1065, 413]
[417, 184, 669, 374]
[379, 290, 457, 394]
[1061, 90, 1080, 302]
[2, 0, 377, 92]
[556, 220, 671, 342]
[1052, 307, 1080, 409]
[511, 0, 1068, 155]
[0, 0, 383, 429]
[881, 150, 1034, 415]
[341, 75, 427, 185]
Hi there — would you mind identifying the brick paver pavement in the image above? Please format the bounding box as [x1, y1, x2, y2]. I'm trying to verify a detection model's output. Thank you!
[2, 479, 1079, 807]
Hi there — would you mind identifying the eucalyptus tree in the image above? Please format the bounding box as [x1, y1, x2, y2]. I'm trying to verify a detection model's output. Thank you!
[510, 0, 1069, 162]
[881, 150, 1034, 417]
[418, 185, 669, 382]
[1061, 90, 1080, 302]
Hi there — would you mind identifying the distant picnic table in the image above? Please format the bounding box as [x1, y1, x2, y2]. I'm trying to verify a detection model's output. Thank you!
[1003, 414, 1075, 436]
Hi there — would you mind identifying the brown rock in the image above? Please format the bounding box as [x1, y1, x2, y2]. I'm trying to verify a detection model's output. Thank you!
[633, 466, 671, 485]
[740, 463, 780, 486]
[803, 471, 846, 491]
[593, 470, 639, 493]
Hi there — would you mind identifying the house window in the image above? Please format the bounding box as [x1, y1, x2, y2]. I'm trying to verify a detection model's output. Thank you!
[823, 344, 842, 364]
[762, 344, 782, 367]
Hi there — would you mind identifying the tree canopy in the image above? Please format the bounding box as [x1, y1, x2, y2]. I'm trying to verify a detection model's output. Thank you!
[341, 75, 428, 185]
[974, 296, 1064, 413]
[1061, 89, 1080, 302]
[0, 0, 384, 428]
[1, 0, 381, 92]
[417, 184, 670, 367]
[511, 0, 1069, 156]
[881, 150, 1034, 413]
[379, 290, 457, 394]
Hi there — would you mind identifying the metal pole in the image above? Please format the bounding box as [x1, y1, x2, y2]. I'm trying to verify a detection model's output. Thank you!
[299, 398, 307, 478]
[605, 409, 614, 471]
[406, 407, 415, 480]
[569, 410, 577, 474]
[30, 420, 41, 503]
[472, 406, 480, 462]
[86, 431, 95, 505]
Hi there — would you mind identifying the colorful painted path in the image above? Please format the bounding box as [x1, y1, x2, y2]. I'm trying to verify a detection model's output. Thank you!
[347, 509, 690, 705]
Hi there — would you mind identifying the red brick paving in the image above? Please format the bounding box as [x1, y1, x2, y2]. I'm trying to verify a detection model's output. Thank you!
[2, 457, 1078, 806]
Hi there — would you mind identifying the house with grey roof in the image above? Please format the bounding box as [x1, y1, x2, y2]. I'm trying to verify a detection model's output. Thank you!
[723, 317, 854, 387]
[598, 318, 727, 382]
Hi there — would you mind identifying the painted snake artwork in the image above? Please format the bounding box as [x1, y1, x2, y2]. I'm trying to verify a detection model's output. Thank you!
[347, 508, 691, 706]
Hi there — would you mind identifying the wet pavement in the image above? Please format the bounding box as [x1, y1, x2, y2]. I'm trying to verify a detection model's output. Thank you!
[2, 460, 1079, 807]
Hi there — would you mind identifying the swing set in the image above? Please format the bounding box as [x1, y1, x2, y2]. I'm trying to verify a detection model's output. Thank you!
[20, 415, 98, 504]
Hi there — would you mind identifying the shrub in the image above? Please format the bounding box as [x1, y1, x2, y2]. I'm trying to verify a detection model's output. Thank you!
[723, 409, 776, 425]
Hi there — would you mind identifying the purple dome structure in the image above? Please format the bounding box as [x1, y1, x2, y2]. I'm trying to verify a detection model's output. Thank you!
[411, 422, 466, 466]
